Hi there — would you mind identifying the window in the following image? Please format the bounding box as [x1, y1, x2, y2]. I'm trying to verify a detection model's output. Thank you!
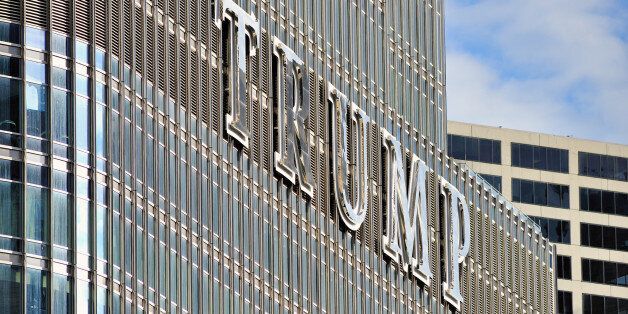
[52, 274, 72, 313]
[556, 255, 571, 279]
[75, 41, 90, 64]
[580, 187, 628, 217]
[579, 152, 628, 181]
[512, 178, 569, 208]
[26, 268, 48, 313]
[0, 55, 21, 77]
[26, 186, 49, 242]
[582, 258, 628, 287]
[0, 181, 21, 238]
[25, 27, 47, 50]
[52, 33, 71, 56]
[530, 216, 570, 243]
[52, 192, 71, 248]
[557, 290, 573, 314]
[52, 90, 72, 144]
[0, 263, 22, 311]
[582, 294, 628, 314]
[0, 21, 21, 44]
[581, 223, 628, 252]
[511, 143, 569, 173]
[0, 76, 22, 134]
[25, 82, 48, 138]
[447, 134, 501, 164]
[75, 96, 90, 150]
[479, 173, 502, 192]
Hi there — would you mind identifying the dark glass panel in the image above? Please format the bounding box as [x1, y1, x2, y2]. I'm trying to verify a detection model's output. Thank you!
[511, 143, 520, 166]
[579, 152, 588, 175]
[582, 259, 590, 281]
[616, 193, 628, 216]
[589, 260, 604, 283]
[547, 147, 560, 172]
[605, 297, 618, 314]
[520, 144, 533, 168]
[617, 227, 628, 251]
[26, 268, 48, 313]
[0, 181, 21, 238]
[0, 77, 22, 133]
[580, 188, 588, 210]
[617, 263, 628, 286]
[561, 185, 570, 209]
[26, 164, 49, 187]
[0, 55, 21, 77]
[589, 189, 602, 212]
[588, 154, 601, 177]
[561, 221, 571, 243]
[465, 137, 479, 161]
[588, 224, 603, 247]
[26, 186, 49, 242]
[0, 159, 22, 181]
[581, 223, 589, 246]
[534, 146, 546, 170]
[0, 263, 22, 311]
[479, 139, 492, 163]
[560, 150, 569, 173]
[492, 140, 501, 163]
[604, 262, 618, 285]
[0, 21, 21, 44]
[52, 192, 71, 248]
[547, 184, 561, 207]
[602, 191, 616, 214]
[512, 179, 521, 202]
[533, 181, 547, 205]
[603, 227, 617, 250]
[521, 180, 534, 204]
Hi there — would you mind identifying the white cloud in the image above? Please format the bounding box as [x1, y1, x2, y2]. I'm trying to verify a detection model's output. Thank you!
[446, 0, 628, 144]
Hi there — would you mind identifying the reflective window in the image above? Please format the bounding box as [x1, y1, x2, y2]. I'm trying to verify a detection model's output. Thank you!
[579, 152, 628, 181]
[530, 216, 570, 244]
[52, 192, 71, 248]
[27, 164, 49, 187]
[75, 41, 90, 64]
[580, 187, 628, 217]
[0, 77, 22, 133]
[0, 181, 21, 238]
[0, 159, 22, 181]
[52, 67, 71, 90]
[26, 82, 49, 138]
[582, 294, 628, 314]
[52, 33, 71, 56]
[447, 134, 501, 164]
[511, 143, 568, 173]
[556, 255, 571, 279]
[52, 90, 72, 144]
[96, 105, 107, 157]
[0, 264, 22, 311]
[52, 274, 72, 314]
[557, 290, 572, 314]
[76, 199, 91, 253]
[26, 268, 48, 313]
[25, 27, 47, 50]
[97, 205, 107, 260]
[479, 173, 501, 192]
[25, 61, 46, 83]
[75, 96, 90, 150]
[582, 258, 628, 287]
[581, 223, 628, 252]
[0, 21, 21, 44]
[0, 55, 21, 77]
[75, 74, 90, 97]
[512, 178, 569, 208]
[26, 186, 49, 242]
[95, 49, 106, 71]
[76, 280, 91, 313]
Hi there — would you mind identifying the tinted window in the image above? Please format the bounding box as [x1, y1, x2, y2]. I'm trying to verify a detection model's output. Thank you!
[557, 290, 572, 314]
[479, 173, 502, 192]
[0, 77, 22, 134]
[556, 255, 571, 279]
[447, 134, 501, 164]
[530, 216, 570, 244]
[581, 223, 628, 252]
[582, 294, 628, 314]
[581, 187, 628, 217]
[512, 178, 569, 208]
[511, 142, 568, 173]
[579, 152, 628, 182]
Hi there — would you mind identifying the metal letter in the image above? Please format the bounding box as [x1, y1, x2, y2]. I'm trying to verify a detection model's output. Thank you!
[440, 178, 471, 310]
[218, 0, 259, 148]
[381, 130, 432, 285]
[272, 37, 314, 197]
[329, 84, 370, 231]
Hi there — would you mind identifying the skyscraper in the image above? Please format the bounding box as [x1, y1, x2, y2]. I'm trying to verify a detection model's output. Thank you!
[0, 0, 554, 313]
[448, 121, 628, 313]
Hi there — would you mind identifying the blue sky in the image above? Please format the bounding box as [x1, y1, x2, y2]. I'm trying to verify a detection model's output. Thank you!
[445, 0, 628, 145]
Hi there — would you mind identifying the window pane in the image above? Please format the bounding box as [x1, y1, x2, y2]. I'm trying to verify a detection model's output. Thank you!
[589, 154, 601, 177]
[0, 77, 22, 133]
[589, 189, 601, 212]
[511, 143, 520, 166]
[520, 144, 533, 168]
[479, 139, 492, 163]
[26, 186, 49, 242]
[96, 105, 107, 157]
[547, 184, 561, 207]
[75, 97, 90, 150]
[465, 137, 479, 161]
[533, 182, 547, 205]
[26, 83, 48, 138]
[52, 90, 72, 144]
[0, 55, 21, 77]
[75, 74, 90, 97]
[602, 191, 615, 214]
[96, 206, 107, 260]
[0, 181, 21, 237]
[521, 180, 534, 204]
[52, 67, 71, 90]
[0, 263, 22, 311]
[52, 33, 71, 56]
[25, 27, 47, 50]
[0, 21, 21, 44]
[52, 274, 72, 314]
[76, 199, 91, 253]
[26, 268, 48, 313]
[76, 280, 92, 314]
[75, 41, 90, 64]
[53, 192, 71, 247]
[26, 61, 46, 84]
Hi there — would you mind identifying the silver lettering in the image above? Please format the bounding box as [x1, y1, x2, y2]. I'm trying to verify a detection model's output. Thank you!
[272, 37, 314, 197]
[440, 178, 471, 310]
[329, 84, 370, 231]
[219, 0, 259, 148]
[381, 130, 432, 285]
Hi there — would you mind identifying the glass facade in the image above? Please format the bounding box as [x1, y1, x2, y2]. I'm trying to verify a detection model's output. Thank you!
[0, 1, 555, 313]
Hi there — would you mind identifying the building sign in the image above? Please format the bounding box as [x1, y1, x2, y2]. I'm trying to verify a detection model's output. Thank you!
[219, 0, 470, 309]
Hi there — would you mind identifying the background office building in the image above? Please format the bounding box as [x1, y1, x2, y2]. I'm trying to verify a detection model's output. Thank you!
[0, 0, 555, 313]
[448, 121, 628, 314]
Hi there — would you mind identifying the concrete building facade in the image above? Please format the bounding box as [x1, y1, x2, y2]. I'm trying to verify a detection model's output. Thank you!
[448, 120, 628, 313]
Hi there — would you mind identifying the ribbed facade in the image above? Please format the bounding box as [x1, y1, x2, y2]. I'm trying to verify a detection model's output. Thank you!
[0, 0, 554, 313]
